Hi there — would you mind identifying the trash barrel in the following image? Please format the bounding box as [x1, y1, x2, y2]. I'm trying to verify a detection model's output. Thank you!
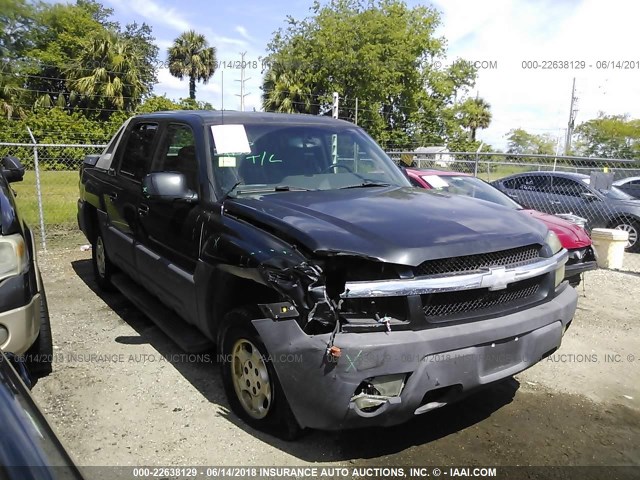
[590, 228, 629, 269]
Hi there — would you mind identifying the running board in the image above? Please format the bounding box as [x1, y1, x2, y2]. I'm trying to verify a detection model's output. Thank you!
[111, 273, 214, 353]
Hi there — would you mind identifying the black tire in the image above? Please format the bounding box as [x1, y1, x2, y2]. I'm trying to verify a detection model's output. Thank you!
[220, 307, 303, 440]
[25, 277, 53, 378]
[92, 232, 116, 290]
[611, 218, 640, 253]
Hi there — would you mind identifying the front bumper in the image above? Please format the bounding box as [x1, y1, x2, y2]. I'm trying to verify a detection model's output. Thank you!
[564, 246, 597, 279]
[0, 293, 41, 355]
[253, 284, 578, 431]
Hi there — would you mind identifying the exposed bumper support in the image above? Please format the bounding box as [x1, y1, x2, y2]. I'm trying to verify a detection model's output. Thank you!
[312, 250, 568, 299]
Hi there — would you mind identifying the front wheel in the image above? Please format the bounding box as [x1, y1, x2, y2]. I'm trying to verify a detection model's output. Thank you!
[25, 278, 53, 379]
[612, 219, 640, 252]
[92, 232, 116, 290]
[220, 308, 302, 439]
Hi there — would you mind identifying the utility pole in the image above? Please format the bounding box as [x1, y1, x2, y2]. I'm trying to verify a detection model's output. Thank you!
[234, 52, 251, 111]
[332, 92, 339, 119]
[565, 77, 578, 155]
[355, 97, 358, 125]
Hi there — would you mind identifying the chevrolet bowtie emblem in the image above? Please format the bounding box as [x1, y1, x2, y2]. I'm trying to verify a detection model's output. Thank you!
[480, 266, 517, 291]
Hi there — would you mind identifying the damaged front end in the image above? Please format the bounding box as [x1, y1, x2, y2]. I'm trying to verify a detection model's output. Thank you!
[259, 255, 408, 337]
[252, 242, 576, 431]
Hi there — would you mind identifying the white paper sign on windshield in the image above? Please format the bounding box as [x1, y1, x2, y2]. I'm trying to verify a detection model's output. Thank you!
[210, 124, 251, 154]
[422, 175, 449, 189]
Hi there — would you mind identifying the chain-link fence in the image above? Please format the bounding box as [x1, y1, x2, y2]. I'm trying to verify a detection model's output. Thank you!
[0, 141, 106, 250]
[389, 151, 640, 272]
[2, 139, 639, 272]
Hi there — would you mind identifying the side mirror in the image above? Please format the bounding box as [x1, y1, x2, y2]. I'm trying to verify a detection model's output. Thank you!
[141, 172, 198, 203]
[1, 156, 25, 183]
[83, 154, 100, 167]
[581, 191, 599, 202]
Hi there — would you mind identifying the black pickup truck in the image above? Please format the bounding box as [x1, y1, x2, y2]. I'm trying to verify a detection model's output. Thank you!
[78, 111, 577, 437]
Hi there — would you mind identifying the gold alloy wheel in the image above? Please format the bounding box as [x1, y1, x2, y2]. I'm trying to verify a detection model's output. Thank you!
[96, 236, 106, 278]
[231, 338, 272, 419]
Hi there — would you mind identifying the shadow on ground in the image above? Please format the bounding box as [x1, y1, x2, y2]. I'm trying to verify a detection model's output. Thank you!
[72, 258, 519, 462]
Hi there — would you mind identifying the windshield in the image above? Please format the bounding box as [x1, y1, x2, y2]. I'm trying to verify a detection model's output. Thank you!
[422, 174, 521, 209]
[581, 178, 634, 200]
[208, 122, 409, 196]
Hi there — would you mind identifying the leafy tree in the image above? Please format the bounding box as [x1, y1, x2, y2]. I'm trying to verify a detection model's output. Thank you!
[262, 0, 477, 147]
[122, 22, 159, 93]
[22, 1, 112, 108]
[14, 1, 157, 115]
[574, 114, 640, 158]
[168, 30, 216, 100]
[455, 96, 492, 141]
[66, 30, 147, 116]
[506, 128, 557, 155]
[136, 94, 214, 113]
[262, 67, 313, 113]
[0, 0, 34, 59]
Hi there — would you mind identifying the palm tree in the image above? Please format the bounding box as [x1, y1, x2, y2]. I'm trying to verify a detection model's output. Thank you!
[262, 66, 313, 114]
[457, 96, 492, 141]
[167, 31, 216, 100]
[67, 31, 146, 113]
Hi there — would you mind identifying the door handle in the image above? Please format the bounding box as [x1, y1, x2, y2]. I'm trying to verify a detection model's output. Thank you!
[138, 204, 149, 216]
[107, 192, 118, 201]
[550, 200, 561, 205]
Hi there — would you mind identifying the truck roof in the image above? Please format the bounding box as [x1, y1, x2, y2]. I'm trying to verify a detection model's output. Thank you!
[134, 110, 356, 127]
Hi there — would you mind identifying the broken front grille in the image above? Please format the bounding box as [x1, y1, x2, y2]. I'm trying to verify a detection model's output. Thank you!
[421, 276, 542, 321]
[415, 244, 541, 276]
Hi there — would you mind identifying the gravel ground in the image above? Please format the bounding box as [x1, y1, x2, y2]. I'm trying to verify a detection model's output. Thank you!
[30, 245, 640, 475]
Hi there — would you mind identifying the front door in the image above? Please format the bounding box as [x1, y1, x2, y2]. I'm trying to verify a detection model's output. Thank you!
[135, 123, 202, 325]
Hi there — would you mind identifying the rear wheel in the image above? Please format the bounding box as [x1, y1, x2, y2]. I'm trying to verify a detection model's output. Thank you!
[92, 232, 116, 290]
[220, 308, 302, 440]
[612, 219, 640, 252]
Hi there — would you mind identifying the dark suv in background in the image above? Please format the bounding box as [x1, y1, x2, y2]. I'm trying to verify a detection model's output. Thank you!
[0, 156, 52, 382]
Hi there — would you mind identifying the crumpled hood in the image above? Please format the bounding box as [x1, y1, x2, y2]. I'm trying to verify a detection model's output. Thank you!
[224, 187, 548, 266]
[519, 209, 591, 249]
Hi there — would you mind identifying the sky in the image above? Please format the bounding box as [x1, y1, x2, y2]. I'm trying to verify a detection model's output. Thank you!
[102, 0, 640, 150]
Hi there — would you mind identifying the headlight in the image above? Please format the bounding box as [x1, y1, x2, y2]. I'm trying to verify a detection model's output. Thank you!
[545, 230, 563, 254]
[545, 230, 564, 287]
[0, 234, 28, 282]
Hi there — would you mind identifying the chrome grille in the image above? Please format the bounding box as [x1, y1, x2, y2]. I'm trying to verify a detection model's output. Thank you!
[422, 277, 541, 319]
[415, 245, 541, 276]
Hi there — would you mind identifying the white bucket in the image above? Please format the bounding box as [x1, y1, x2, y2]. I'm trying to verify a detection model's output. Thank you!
[590, 228, 629, 269]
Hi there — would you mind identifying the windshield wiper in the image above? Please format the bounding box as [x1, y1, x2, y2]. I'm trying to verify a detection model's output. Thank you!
[220, 180, 243, 202]
[223, 183, 313, 199]
[339, 181, 391, 189]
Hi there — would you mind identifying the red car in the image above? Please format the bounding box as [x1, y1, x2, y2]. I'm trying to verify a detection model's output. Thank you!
[406, 168, 597, 286]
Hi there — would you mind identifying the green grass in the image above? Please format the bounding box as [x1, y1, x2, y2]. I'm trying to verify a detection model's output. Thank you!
[12, 170, 79, 230]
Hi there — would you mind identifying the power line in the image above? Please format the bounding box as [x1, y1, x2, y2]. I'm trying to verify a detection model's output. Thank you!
[234, 52, 251, 112]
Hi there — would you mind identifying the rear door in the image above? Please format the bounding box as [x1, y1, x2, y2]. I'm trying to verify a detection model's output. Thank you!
[106, 121, 159, 281]
[135, 123, 202, 325]
[501, 175, 552, 212]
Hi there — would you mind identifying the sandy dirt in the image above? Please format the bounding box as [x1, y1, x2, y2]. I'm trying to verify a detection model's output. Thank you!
[30, 245, 640, 477]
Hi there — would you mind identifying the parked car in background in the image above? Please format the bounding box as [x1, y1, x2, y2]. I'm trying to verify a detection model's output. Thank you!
[613, 176, 640, 199]
[406, 169, 597, 286]
[0, 156, 52, 381]
[0, 352, 83, 479]
[492, 171, 640, 252]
